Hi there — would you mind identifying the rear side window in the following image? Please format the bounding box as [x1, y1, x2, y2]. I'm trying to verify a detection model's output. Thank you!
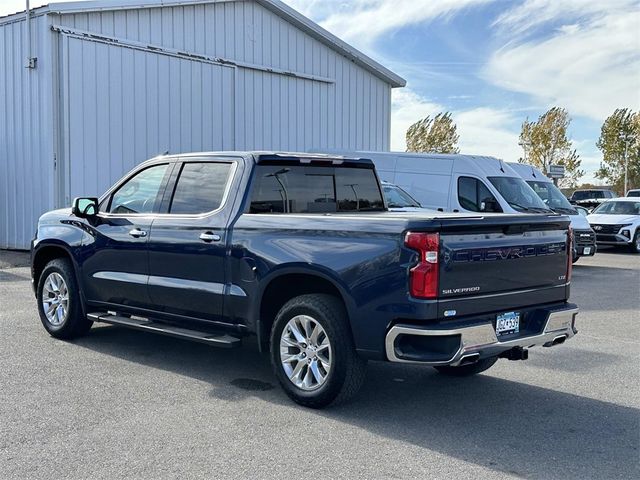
[169, 162, 233, 214]
[457, 177, 502, 212]
[248, 165, 384, 213]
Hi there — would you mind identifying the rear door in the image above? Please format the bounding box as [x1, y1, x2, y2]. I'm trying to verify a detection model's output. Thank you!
[146, 157, 241, 324]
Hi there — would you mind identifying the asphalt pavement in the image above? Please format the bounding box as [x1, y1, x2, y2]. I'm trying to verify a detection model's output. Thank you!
[1, 248, 638, 479]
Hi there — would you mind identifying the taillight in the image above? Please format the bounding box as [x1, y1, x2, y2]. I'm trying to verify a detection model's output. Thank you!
[404, 232, 439, 299]
[567, 226, 573, 282]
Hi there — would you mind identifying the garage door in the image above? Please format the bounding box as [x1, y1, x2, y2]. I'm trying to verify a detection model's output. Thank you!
[59, 34, 236, 203]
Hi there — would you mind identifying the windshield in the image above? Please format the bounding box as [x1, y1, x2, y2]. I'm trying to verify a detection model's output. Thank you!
[487, 177, 551, 213]
[526, 180, 577, 214]
[592, 201, 640, 215]
[383, 185, 421, 208]
[572, 190, 603, 200]
[628, 190, 640, 198]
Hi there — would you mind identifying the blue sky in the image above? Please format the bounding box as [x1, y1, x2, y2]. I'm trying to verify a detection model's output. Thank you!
[3, 0, 639, 182]
[287, 0, 640, 182]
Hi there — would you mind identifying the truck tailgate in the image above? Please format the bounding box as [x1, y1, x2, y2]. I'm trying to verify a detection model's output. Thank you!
[436, 215, 570, 316]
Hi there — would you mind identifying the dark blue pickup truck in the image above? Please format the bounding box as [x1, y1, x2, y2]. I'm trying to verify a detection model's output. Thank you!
[31, 152, 578, 407]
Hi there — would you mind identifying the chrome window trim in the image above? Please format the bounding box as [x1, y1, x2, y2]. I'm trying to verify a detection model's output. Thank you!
[98, 158, 238, 220]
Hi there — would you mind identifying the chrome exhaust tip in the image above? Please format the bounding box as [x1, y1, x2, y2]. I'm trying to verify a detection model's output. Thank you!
[459, 353, 480, 365]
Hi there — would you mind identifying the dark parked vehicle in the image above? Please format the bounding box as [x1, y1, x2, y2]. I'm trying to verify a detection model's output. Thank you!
[569, 189, 617, 210]
[31, 152, 578, 408]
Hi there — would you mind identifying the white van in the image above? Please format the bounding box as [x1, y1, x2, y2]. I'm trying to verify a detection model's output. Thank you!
[324, 151, 550, 214]
[508, 162, 596, 261]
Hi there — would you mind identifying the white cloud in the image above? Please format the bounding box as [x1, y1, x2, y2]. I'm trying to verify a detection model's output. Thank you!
[487, 1, 640, 121]
[493, 0, 635, 35]
[286, 0, 494, 47]
[0, 1, 56, 16]
[391, 89, 522, 160]
[390, 89, 444, 151]
[454, 108, 522, 160]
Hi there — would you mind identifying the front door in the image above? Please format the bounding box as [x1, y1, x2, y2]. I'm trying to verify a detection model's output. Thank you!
[147, 159, 239, 323]
[81, 162, 173, 310]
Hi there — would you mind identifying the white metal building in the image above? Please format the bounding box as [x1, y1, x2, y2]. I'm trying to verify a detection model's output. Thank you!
[0, 0, 405, 249]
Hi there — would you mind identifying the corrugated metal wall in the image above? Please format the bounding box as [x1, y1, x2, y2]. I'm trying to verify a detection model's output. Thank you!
[61, 35, 236, 202]
[0, 15, 54, 250]
[54, 0, 392, 152]
[1, 0, 394, 249]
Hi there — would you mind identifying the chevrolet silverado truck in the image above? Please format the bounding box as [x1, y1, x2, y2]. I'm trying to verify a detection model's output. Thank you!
[31, 152, 578, 408]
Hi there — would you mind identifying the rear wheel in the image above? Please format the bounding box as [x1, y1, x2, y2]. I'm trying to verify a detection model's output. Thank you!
[270, 294, 366, 408]
[37, 258, 92, 339]
[434, 356, 498, 377]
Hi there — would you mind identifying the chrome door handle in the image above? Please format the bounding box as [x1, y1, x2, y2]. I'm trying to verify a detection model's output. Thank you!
[199, 232, 221, 243]
[128, 228, 147, 238]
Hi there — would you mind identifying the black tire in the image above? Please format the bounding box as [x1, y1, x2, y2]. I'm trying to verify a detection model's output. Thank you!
[434, 356, 499, 377]
[270, 294, 367, 408]
[629, 231, 640, 254]
[36, 258, 92, 339]
[572, 254, 579, 264]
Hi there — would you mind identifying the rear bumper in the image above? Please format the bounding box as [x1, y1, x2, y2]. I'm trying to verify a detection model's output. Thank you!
[385, 304, 578, 365]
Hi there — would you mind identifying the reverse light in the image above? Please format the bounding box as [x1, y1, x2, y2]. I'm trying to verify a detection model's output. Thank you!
[405, 232, 439, 299]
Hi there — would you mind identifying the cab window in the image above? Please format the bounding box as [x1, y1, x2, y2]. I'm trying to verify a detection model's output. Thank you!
[169, 162, 234, 214]
[108, 164, 169, 214]
[248, 165, 384, 213]
[457, 177, 502, 212]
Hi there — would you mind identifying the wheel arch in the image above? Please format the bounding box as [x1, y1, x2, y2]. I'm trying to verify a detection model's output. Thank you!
[255, 267, 356, 352]
[32, 243, 84, 309]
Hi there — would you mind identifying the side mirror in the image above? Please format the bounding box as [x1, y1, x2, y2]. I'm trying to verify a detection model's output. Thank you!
[72, 197, 99, 218]
[480, 198, 500, 213]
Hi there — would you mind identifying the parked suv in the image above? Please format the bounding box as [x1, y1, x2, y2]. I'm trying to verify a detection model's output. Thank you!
[381, 180, 433, 212]
[31, 152, 578, 407]
[587, 198, 640, 253]
[569, 189, 617, 210]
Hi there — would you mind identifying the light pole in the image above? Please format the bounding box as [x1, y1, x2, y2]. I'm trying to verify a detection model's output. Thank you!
[266, 168, 290, 213]
[345, 184, 360, 211]
[620, 132, 629, 195]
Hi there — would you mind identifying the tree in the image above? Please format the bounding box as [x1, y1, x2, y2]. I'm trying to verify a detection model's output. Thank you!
[595, 108, 640, 194]
[406, 112, 459, 154]
[518, 107, 584, 188]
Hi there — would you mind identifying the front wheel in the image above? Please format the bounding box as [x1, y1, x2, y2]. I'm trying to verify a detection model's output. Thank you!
[270, 294, 367, 408]
[434, 356, 499, 377]
[630, 231, 640, 254]
[37, 258, 92, 339]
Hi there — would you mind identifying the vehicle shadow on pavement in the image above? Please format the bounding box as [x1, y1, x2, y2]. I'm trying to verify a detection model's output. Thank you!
[74, 325, 639, 479]
[0, 270, 30, 282]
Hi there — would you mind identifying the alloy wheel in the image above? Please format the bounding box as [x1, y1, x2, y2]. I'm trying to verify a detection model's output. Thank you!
[42, 272, 69, 326]
[279, 315, 332, 391]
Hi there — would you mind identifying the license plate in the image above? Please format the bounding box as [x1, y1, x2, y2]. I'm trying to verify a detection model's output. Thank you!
[496, 311, 520, 336]
[583, 247, 591, 255]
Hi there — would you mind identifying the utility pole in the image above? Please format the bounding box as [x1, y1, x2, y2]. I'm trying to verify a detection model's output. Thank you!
[619, 131, 629, 195]
[623, 136, 629, 195]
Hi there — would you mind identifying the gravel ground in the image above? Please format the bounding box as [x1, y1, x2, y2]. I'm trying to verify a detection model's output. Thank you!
[0, 248, 638, 479]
